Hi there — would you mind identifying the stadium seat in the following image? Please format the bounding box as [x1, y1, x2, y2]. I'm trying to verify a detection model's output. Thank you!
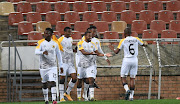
[73, 1, 88, 13]
[56, 21, 71, 35]
[139, 10, 155, 24]
[36, 1, 51, 15]
[71, 31, 82, 39]
[158, 10, 173, 23]
[45, 0, 58, 2]
[102, 0, 114, 3]
[45, 11, 61, 25]
[142, 29, 158, 44]
[26, 0, 41, 3]
[18, 21, 33, 35]
[17, 1, 32, 14]
[8, 12, 24, 26]
[131, 20, 147, 34]
[26, 12, 41, 25]
[53, 31, 61, 39]
[28, 31, 43, 46]
[36, 21, 52, 34]
[54, 1, 70, 14]
[103, 31, 119, 39]
[161, 30, 177, 44]
[148, 1, 163, 13]
[150, 20, 166, 34]
[166, 0, 180, 12]
[110, 1, 126, 13]
[82, 11, 98, 25]
[9, 0, 22, 3]
[169, 20, 180, 33]
[0, 2, 15, 16]
[64, 0, 76, 2]
[74, 21, 89, 35]
[101, 11, 117, 24]
[177, 11, 180, 20]
[64, 11, 80, 24]
[91, 1, 107, 12]
[93, 21, 109, 34]
[121, 10, 136, 24]
[111, 21, 127, 34]
[129, 1, 144, 13]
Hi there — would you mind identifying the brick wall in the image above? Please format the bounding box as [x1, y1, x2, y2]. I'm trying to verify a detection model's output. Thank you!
[0, 75, 180, 102]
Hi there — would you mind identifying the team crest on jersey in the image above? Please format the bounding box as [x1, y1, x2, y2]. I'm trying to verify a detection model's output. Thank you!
[91, 46, 93, 48]
[52, 45, 55, 48]
[79, 44, 81, 48]
[96, 42, 98, 44]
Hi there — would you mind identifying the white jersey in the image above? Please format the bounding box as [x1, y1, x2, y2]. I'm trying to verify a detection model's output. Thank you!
[78, 40, 97, 68]
[58, 35, 74, 64]
[117, 36, 143, 58]
[35, 39, 63, 69]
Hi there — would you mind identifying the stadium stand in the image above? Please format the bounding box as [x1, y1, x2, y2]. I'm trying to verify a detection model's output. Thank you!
[56, 21, 71, 35]
[111, 21, 127, 34]
[139, 10, 155, 24]
[161, 30, 177, 44]
[131, 20, 147, 35]
[101, 11, 117, 24]
[147, 0, 163, 13]
[17, 1, 32, 14]
[169, 20, 180, 33]
[64, 11, 80, 24]
[26, 12, 41, 25]
[65, 0, 76, 2]
[53, 31, 61, 38]
[110, 1, 126, 13]
[45, 11, 61, 25]
[26, 0, 41, 3]
[142, 29, 158, 44]
[36, 1, 51, 15]
[54, 1, 70, 14]
[166, 0, 180, 12]
[91, 1, 107, 12]
[121, 10, 136, 25]
[45, 0, 58, 2]
[176, 11, 180, 20]
[93, 21, 109, 35]
[82, 11, 98, 25]
[74, 21, 89, 35]
[8, 12, 24, 26]
[129, 1, 144, 13]
[18, 21, 33, 36]
[71, 31, 82, 39]
[9, 0, 22, 3]
[27, 31, 43, 46]
[103, 31, 119, 39]
[0, 2, 15, 16]
[150, 20, 166, 34]
[158, 10, 174, 23]
[73, 1, 88, 13]
[36, 21, 52, 34]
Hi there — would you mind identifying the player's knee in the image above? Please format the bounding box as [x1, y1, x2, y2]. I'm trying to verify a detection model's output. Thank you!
[42, 83, 48, 89]
[77, 82, 82, 88]
[60, 78, 65, 84]
[50, 81, 56, 87]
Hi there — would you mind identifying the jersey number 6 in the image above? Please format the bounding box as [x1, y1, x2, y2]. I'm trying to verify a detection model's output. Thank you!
[129, 44, 135, 55]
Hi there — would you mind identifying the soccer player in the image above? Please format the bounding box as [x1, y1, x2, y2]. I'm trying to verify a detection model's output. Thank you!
[109, 27, 147, 101]
[78, 31, 112, 101]
[35, 28, 63, 104]
[58, 27, 77, 102]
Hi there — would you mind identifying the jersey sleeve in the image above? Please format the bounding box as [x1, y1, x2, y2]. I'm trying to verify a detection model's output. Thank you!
[55, 43, 63, 68]
[135, 37, 144, 46]
[96, 39, 107, 60]
[91, 42, 98, 51]
[35, 39, 44, 55]
[117, 39, 125, 49]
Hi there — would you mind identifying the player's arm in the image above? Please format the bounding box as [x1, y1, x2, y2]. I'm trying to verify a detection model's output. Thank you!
[93, 42, 112, 57]
[109, 44, 120, 54]
[135, 37, 148, 46]
[55, 44, 64, 73]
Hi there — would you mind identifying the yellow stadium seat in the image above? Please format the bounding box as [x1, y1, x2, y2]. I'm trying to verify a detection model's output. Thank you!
[111, 21, 127, 34]
[36, 21, 52, 34]
[0, 2, 15, 16]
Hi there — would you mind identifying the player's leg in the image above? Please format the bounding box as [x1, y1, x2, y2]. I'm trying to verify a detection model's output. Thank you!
[77, 79, 82, 101]
[83, 78, 89, 101]
[129, 77, 135, 101]
[49, 81, 57, 104]
[59, 76, 65, 101]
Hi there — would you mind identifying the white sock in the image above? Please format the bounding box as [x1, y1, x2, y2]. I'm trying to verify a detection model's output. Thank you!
[66, 80, 75, 95]
[42, 88, 48, 102]
[130, 90, 134, 98]
[89, 87, 94, 100]
[83, 82, 89, 99]
[77, 88, 82, 98]
[51, 87, 56, 101]
[59, 84, 64, 100]
[124, 84, 129, 92]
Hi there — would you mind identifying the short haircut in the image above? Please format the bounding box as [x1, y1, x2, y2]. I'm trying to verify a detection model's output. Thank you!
[84, 31, 91, 36]
[89, 26, 97, 29]
[124, 27, 132, 35]
[45, 28, 53, 34]
[64, 27, 71, 32]
[87, 27, 91, 31]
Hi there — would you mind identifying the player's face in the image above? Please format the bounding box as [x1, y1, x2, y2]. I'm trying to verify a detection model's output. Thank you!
[90, 28, 97, 37]
[85, 33, 92, 42]
[64, 29, 72, 37]
[44, 30, 52, 41]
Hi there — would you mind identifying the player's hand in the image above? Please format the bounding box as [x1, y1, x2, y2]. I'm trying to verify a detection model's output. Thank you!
[60, 68, 63, 74]
[144, 41, 148, 46]
[108, 44, 114, 51]
[105, 53, 112, 57]
[43, 51, 48, 55]
[106, 59, 111, 65]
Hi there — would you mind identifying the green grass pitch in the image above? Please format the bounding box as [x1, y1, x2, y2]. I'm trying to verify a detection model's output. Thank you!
[0, 99, 179, 104]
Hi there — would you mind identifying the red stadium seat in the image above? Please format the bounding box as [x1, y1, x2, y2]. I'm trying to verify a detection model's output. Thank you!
[73, 1, 88, 13]
[64, 0, 76, 2]
[121, 10, 136, 24]
[26, 12, 41, 25]
[9, 0, 22, 3]
[166, 0, 180, 12]
[103, 31, 119, 39]
[139, 10, 155, 24]
[110, 1, 126, 13]
[36, 1, 51, 14]
[56, 21, 71, 35]
[150, 20, 166, 34]
[17, 1, 32, 14]
[82, 11, 98, 25]
[93, 21, 109, 34]
[101, 0, 114, 3]
[26, 0, 41, 3]
[148, 1, 163, 13]
[46, 11, 61, 25]
[71, 31, 82, 40]
[129, 1, 144, 13]
[142, 29, 158, 44]
[169, 20, 180, 33]
[101, 11, 117, 24]
[91, 1, 107, 12]
[74, 21, 89, 35]
[28, 31, 43, 46]
[45, 0, 58, 2]
[8, 12, 23, 26]
[53, 31, 61, 39]
[18, 21, 33, 35]
[64, 11, 80, 24]
[177, 11, 180, 20]
[158, 10, 173, 23]
[161, 30, 177, 44]
[54, 1, 70, 14]
[131, 20, 147, 34]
